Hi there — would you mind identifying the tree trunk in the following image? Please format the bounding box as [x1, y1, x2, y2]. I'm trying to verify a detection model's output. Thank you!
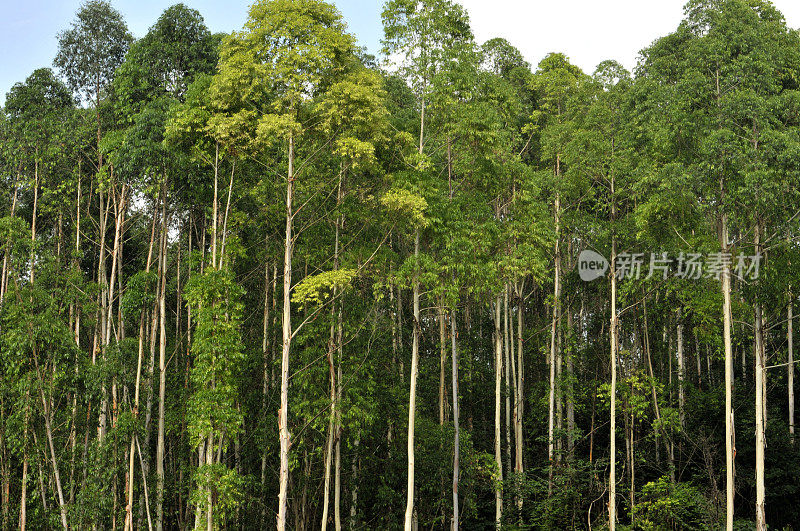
[451, 308, 460, 531]
[721, 206, 735, 531]
[567, 305, 575, 453]
[334, 178, 344, 531]
[349, 428, 360, 530]
[609, 172, 617, 531]
[677, 308, 685, 429]
[789, 288, 794, 441]
[155, 189, 168, 531]
[278, 132, 295, 530]
[404, 229, 420, 531]
[549, 153, 561, 489]
[494, 297, 503, 528]
[439, 304, 447, 426]
[321, 308, 337, 531]
[754, 223, 766, 531]
[503, 289, 512, 479]
[515, 290, 524, 513]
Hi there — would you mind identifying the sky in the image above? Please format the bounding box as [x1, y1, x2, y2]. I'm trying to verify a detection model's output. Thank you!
[3, 0, 800, 106]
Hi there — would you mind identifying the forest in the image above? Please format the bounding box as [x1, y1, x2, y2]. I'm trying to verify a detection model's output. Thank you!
[1, 0, 800, 528]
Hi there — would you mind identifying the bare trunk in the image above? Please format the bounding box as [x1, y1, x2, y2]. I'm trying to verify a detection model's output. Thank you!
[38, 365, 68, 530]
[439, 305, 446, 425]
[125, 193, 157, 531]
[566, 306, 575, 453]
[494, 297, 503, 528]
[349, 428, 360, 530]
[503, 289, 512, 479]
[548, 187, 561, 492]
[515, 292, 524, 513]
[261, 255, 271, 526]
[754, 223, 766, 531]
[790, 290, 795, 440]
[321, 310, 336, 531]
[721, 207, 735, 531]
[609, 172, 617, 531]
[677, 309, 684, 428]
[404, 230, 420, 531]
[334, 176, 344, 531]
[278, 133, 295, 530]
[155, 190, 168, 531]
[451, 308, 460, 531]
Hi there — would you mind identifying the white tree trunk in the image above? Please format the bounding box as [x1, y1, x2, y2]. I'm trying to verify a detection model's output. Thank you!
[277, 133, 295, 530]
[404, 230, 420, 531]
[451, 309, 460, 531]
[494, 297, 503, 528]
[677, 309, 684, 428]
[721, 208, 735, 531]
[754, 224, 766, 531]
[789, 290, 794, 440]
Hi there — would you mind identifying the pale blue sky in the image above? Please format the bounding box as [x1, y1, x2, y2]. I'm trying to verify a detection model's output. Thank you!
[0, 0, 382, 105]
[4, 0, 800, 107]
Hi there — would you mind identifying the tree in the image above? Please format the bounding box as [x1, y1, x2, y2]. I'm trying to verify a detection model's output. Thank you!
[208, 1, 365, 527]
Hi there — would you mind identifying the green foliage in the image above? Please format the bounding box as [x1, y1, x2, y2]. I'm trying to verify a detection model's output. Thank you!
[121, 270, 157, 320]
[184, 268, 245, 448]
[381, 188, 428, 228]
[291, 268, 356, 307]
[54, 0, 133, 102]
[635, 476, 713, 530]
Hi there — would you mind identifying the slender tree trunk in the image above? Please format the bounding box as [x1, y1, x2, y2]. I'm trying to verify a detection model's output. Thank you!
[349, 427, 360, 530]
[451, 308, 460, 531]
[125, 188, 157, 531]
[609, 173, 617, 531]
[721, 205, 735, 531]
[404, 230, 420, 531]
[566, 306, 575, 453]
[334, 177, 344, 531]
[194, 441, 205, 528]
[548, 157, 561, 490]
[278, 133, 295, 531]
[790, 289, 795, 441]
[503, 289, 512, 479]
[515, 291, 524, 513]
[695, 332, 702, 388]
[37, 361, 68, 530]
[97, 179, 111, 444]
[155, 189, 168, 531]
[629, 408, 635, 528]
[677, 309, 685, 428]
[321, 308, 337, 531]
[439, 305, 447, 425]
[261, 255, 271, 527]
[494, 297, 503, 528]
[18, 396, 28, 531]
[754, 223, 766, 531]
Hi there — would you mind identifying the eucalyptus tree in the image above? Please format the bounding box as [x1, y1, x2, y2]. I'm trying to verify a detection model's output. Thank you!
[314, 66, 388, 529]
[566, 60, 635, 528]
[206, 1, 382, 527]
[2, 67, 76, 531]
[53, 3, 133, 464]
[111, 7, 218, 527]
[54, 0, 132, 167]
[381, 1, 476, 526]
[635, 3, 800, 527]
[530, 52, 589, 491]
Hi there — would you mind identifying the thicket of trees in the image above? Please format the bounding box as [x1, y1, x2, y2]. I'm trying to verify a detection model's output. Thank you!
[1, 0, 800, 529]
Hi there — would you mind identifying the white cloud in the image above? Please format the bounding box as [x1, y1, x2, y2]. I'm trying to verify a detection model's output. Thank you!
[457, 0, 800, 75]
